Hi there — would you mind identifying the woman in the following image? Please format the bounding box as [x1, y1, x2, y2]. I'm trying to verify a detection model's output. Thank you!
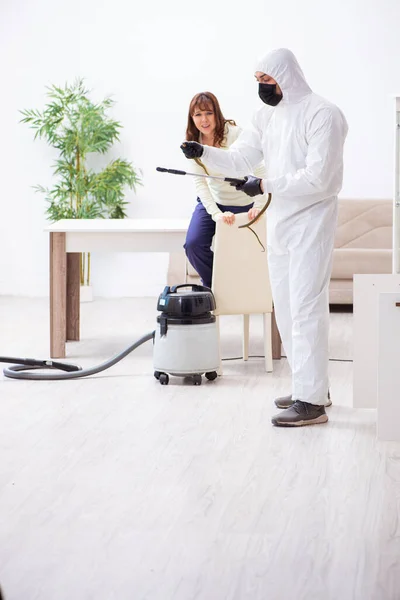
[183, 92, 265, 289]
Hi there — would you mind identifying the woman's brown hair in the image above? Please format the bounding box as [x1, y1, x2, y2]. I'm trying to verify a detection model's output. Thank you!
[185, 92, 236, 148]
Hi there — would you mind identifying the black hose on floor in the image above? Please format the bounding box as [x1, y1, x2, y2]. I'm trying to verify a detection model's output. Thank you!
[1, 331, 155, 381]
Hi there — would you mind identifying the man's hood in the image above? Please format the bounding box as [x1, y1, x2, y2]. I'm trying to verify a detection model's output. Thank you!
[256, 48, 312, 104]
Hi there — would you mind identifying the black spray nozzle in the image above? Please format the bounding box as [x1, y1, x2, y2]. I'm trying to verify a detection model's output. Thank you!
[156, 167, 186, 175]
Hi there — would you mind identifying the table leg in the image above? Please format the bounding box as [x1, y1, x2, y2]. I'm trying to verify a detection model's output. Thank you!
[67, 253, 80, 341]
[271, 307, 281, 360]
[50, 232, 67, 358]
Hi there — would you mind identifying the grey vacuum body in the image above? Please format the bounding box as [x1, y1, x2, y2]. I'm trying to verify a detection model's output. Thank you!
[153, 284, 220, 385]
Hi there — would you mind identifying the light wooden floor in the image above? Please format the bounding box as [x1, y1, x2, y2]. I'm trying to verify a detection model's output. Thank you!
[0, 297, 399, 600]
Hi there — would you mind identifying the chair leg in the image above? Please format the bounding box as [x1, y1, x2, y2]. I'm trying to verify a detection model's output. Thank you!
[216, 315, 223, 376]
[184, 258, 189, 284]
[243, 314, 250, 361]
[263, 313, 273, 373]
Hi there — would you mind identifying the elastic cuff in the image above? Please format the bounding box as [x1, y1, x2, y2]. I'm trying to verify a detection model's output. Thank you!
[202, 146, 210, 160]
[262, 178, 273, 194]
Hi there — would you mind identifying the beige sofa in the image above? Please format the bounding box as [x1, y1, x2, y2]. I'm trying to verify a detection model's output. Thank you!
[167, 198, 393, 305]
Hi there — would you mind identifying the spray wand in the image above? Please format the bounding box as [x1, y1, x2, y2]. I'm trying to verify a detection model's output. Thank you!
[156, 166, 246, 186]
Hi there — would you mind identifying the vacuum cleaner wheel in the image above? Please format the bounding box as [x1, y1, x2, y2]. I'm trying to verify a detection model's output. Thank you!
[205, 371, 218, 381]
[159, 373, 169, 385]
[193, 374, 202, 386]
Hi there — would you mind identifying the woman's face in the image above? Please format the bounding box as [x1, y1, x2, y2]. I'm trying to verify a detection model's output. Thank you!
[192, 104, 216, 137]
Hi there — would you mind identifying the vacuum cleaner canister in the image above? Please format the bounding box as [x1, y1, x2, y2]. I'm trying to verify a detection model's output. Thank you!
[153, 284, 220, 385]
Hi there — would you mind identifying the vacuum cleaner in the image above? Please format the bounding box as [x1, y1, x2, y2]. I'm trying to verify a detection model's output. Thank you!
[154, 284, 219, 385]
[1, 284, 219, 386]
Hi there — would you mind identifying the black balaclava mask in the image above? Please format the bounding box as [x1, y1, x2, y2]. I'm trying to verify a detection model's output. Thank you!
[258, 82, 283, 106]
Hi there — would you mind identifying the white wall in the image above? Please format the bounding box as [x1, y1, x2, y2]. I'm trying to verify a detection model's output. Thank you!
[1, 0, 399, 297]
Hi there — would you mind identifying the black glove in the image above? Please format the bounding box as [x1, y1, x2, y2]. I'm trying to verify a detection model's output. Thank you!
[231, 175, 263, 197]
[180, 141, 204, 159]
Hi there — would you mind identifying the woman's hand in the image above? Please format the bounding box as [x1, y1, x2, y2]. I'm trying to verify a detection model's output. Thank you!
[222, 211, 235, 225]
[247, 207, 261, 221]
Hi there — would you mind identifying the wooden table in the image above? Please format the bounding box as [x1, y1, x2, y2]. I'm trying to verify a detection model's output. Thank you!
[47, 219, 281, 359]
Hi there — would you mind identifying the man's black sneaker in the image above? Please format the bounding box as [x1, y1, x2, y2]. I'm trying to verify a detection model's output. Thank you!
[271, 400, 328, 427]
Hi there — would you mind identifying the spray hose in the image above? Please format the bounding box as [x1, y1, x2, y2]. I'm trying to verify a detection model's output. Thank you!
[1, 331, 155, 381]
[238, 192, 272, 252]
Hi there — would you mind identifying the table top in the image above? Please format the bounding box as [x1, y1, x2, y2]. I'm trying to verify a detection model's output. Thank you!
[46, 218, 190, 233]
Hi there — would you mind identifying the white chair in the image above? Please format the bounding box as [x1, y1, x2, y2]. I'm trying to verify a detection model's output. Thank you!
[211, 212, 273, 373]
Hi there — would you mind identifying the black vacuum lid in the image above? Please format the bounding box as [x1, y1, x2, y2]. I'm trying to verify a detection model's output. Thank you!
[157, 284, 216, 317]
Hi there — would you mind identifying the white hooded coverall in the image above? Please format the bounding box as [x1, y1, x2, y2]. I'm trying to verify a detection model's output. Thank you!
[200, 48, 348, 405]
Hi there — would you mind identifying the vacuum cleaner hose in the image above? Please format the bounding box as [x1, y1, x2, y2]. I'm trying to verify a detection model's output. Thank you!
[1, 331, 155, 381]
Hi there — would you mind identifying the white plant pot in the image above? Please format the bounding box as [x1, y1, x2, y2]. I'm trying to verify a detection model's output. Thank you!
[80, 285, 93, 303]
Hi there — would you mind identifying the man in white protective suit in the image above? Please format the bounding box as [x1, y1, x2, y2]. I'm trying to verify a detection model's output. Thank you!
[181, 48, 348, 427]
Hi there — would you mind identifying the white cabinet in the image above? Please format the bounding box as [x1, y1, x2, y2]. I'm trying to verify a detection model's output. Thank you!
[377, 292, 400, 441]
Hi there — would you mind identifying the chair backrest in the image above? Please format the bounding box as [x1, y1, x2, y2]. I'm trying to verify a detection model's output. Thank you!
[212, 212, 272, 316]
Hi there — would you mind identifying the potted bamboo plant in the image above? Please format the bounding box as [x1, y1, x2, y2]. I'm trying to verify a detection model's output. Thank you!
[21, 79, 142, 300]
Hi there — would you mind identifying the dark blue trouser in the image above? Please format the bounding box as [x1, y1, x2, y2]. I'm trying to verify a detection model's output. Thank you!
[184, 198, 253, 288]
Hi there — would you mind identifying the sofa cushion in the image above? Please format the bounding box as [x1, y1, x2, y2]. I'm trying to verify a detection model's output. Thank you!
[331, 248, 392, 279]
[335, 199, 392, 249]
